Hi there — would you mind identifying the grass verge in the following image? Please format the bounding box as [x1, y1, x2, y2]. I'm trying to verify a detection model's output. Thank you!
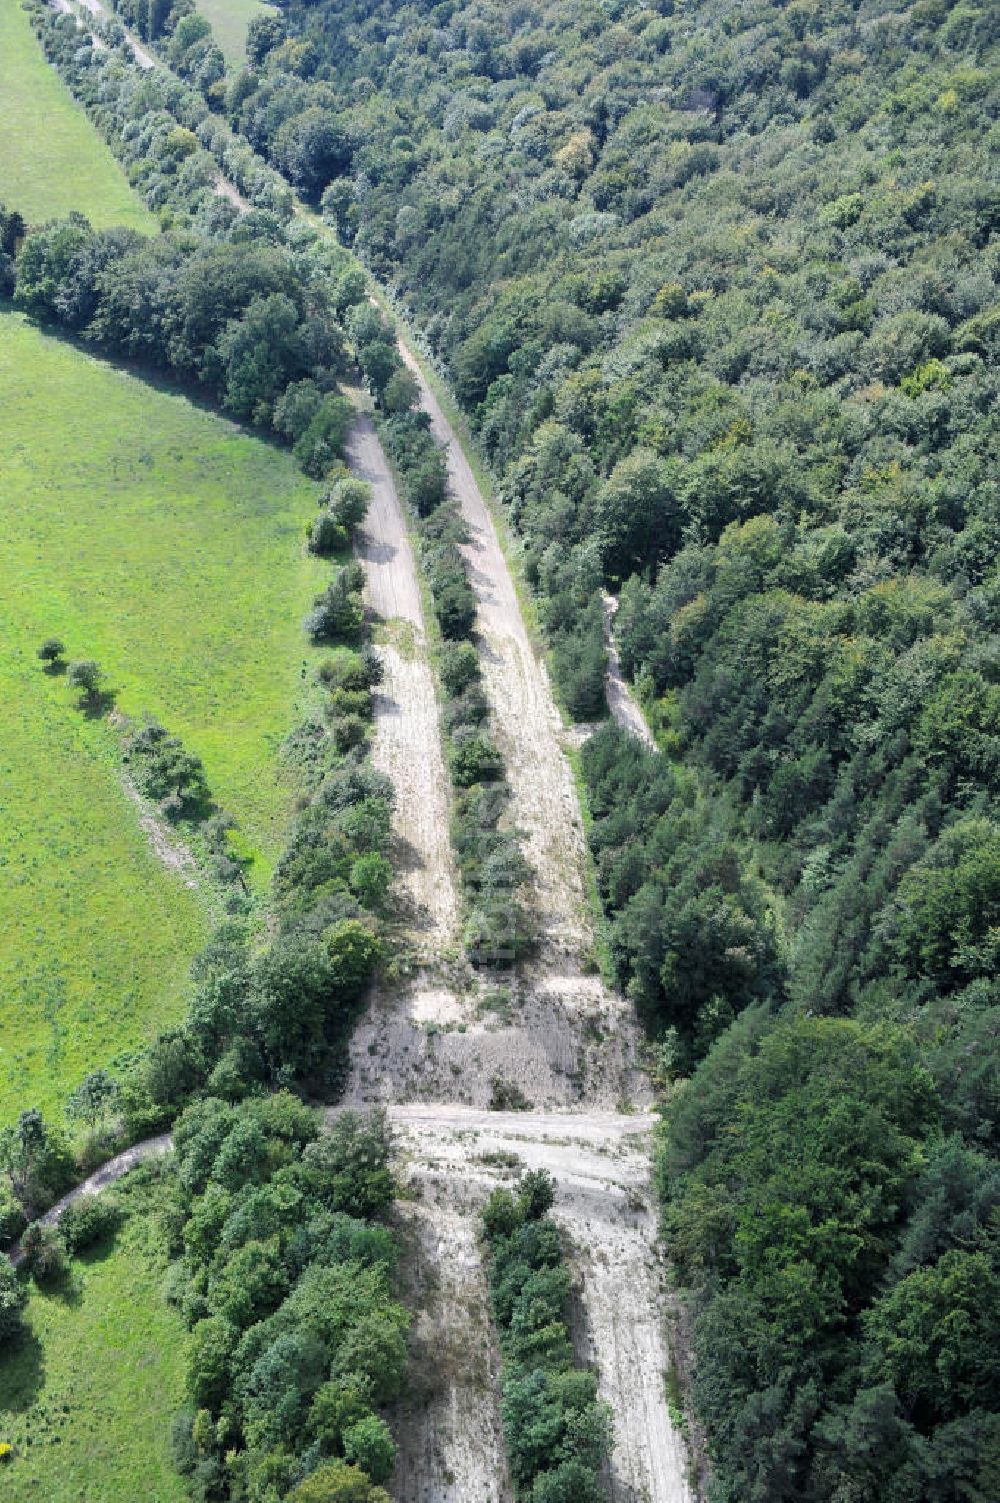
[195, 0, 278, 67]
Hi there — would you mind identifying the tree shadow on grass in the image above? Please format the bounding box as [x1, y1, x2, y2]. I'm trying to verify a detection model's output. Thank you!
[34, 1263, 84, 1311]
[0, 1326, 45, 1414]
[79, 687, 117, 720]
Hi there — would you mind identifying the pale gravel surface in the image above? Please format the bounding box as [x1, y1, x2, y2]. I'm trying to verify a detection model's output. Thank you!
[75, 0, 156, 67]
[337, 366, 687, 1500]
[603, 591, 657, 750]
[379, 1107, 694, 1503]
[346, 406, 460, 959]
[343, 350, 691, 1503]
[344, 970, 649, 1113]
[213, 173, 250, 212]
[397, 343, 594, 963]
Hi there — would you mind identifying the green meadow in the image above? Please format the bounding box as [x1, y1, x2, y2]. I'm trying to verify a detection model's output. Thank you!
[196, 0, 278, 65]
[0, 311, 327, 1120]
[0, 1203, 188, 1502]
[0, 1, 155, 232]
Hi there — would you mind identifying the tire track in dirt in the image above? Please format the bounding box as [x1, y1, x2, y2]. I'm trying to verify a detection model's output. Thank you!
[379, 1106, 694, 1503]
[345, 407, 460, 960]
[396, 345, 592, 963]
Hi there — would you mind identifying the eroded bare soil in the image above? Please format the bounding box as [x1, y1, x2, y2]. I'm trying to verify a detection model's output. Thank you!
[343, 366, 693, 1502]
[347, 408, 461, 960]
[380, 1107, 694, 1503]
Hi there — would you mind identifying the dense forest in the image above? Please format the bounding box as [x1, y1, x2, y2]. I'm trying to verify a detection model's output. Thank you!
[9, 0, 1000, 1496]
[142, 0, 1000, 1498]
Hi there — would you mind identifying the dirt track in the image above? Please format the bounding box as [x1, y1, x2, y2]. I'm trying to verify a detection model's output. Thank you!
[76, 0, 156, 67]
[339, 361, 686, 1497]
[381, 1106, 693, 1503]
[396, 346, 595, 962]
[603, 592, 657, 750]
[121, 776, 199, 888]
[346, 407, 460, 958]
[342, 345, 688, 1500]
[8, 1135, 172, 1266]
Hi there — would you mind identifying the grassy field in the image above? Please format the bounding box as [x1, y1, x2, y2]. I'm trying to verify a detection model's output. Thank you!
[0, 2, 155, 231]
[0, 1199, 188, 1502]
[0, 311, 327, 1120]
[197, 0, 278, 66]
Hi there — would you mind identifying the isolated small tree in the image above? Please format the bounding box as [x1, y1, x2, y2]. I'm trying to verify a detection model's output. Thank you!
[382, 368, 420, 416]
[518, 1168, 556, 1221]
[20, 1222, 67, 1285]
[327, 477, 372, 535]
[0, 1109, 74, 1217]
[37, 637, 65, 667]
[66, 659, 103, 704]
[65, 1070, 120, 1133]
[359, 645, 384, 688]
[309, 511, 348, 557]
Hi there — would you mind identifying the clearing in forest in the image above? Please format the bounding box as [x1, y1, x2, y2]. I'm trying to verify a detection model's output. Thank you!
[196, 0, 279, 66]
[347, 406, 461, 958]
[0, 312, 326, 1118]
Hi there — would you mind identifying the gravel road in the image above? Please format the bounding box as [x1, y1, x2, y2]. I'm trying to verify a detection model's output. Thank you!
[346, 406, 460, 957]
[396, 345, 595, 962]
[8, 1135, 172, 1266]
[381, 1106, 694, 1503]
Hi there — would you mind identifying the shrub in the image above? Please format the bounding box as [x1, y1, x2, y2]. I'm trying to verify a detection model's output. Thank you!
[36, 636, 65, 665]
[330, 713, 370, 753]
[20, 1222, 68, 1285]
[310, 511, 348, 556]
[66, 658, 103, 703]
[342, 1414, 397, 1483]
[440, 642, 481, 696]
[327, 477, 372, 535]
[449, 730, 504, 787]
[59, 1195, 123, 1255]
[0, 1254, 27, 1342]
[289, 1461, 391, 1503]
[306, 565, 365, 645]
[0, 1183, 26, 1250]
